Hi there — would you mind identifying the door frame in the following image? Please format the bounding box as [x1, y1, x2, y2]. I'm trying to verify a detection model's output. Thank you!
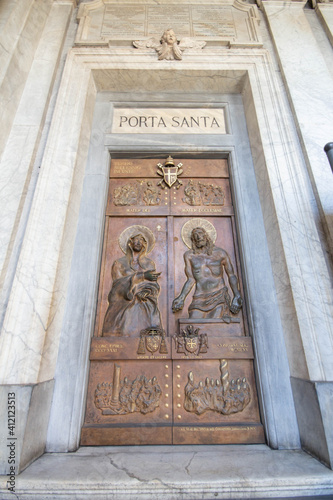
[45, 89, 299, 453]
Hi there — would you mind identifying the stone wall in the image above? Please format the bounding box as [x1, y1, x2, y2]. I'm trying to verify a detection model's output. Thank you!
[0, 0, 333, 475]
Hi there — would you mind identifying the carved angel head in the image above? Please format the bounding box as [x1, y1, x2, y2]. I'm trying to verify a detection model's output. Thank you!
[158, 29, 182, 60]
[161, 29, 177, 46]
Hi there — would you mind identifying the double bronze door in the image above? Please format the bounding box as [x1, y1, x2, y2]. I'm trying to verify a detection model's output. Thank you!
[81, 157, 264, 445]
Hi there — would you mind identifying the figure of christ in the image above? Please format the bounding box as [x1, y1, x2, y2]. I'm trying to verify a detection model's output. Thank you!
[102, 233, 162, 336]
[172, 227, 243, 319]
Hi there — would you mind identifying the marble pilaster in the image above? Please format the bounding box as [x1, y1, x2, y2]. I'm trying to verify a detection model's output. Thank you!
[258, 0, 333, 254]
[0, 54, 96, 386]
[0, 0, 53, 161]
[258, 0, 333, 467]
[0, 1, 76, 327]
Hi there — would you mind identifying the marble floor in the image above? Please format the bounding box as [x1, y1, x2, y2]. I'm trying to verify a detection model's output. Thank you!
[1, 445, 333, 499]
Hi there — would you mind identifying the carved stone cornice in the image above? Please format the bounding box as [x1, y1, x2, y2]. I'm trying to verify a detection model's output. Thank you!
[256, 0, 307, 6]
[312, 0, 333, 6]
[77, 0, 103, 17]
[54, 0, 78, 5]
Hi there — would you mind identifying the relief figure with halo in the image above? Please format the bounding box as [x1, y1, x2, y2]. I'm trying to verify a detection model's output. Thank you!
[102, 225, 162, 337]
[172, 218, 243, 319]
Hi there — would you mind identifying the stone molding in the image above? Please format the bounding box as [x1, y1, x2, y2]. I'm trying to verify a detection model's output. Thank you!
[313, 0, 333, 4]
[0, 0, 77, 369]
[21, 46, 308, 454]
[257, 0, 307, 4]
[54, 0, 77, 5]
[1, 445, 333, 499]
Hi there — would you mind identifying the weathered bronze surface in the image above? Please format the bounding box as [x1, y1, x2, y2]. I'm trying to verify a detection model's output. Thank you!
[173, 218, 243, 319]
[102, 226, 162, 337]
[184, 359, 251, 415]
[113, 180, 161, 206]
[137, 328, 168, 355]
[95, 364, 161, 415]
[174, 325, 208, 356]
[81, 157, 264, 446]
[109, 159, 229, 178]
[90, 337, 171, 361]
[183, 180, 225, 206]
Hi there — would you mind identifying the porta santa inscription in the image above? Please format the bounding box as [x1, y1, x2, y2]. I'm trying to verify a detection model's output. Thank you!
[112, 108, 226, 134]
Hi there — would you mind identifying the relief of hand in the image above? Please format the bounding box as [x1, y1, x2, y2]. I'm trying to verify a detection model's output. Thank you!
[172, 296, 185, 313]
[230, 295, 243, 314]
[144, 270, 161, 282]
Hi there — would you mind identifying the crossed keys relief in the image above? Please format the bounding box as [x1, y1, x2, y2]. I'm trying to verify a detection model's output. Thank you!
[156, 155, 183, 189]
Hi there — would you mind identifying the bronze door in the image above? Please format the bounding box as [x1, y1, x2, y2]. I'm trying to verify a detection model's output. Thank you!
[81, 157, 265, 445]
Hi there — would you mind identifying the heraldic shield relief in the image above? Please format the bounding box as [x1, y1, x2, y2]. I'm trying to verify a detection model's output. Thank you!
[81, 157, 265, 446]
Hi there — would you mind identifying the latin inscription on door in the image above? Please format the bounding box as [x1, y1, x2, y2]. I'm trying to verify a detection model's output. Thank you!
[81, 158, 264, 446]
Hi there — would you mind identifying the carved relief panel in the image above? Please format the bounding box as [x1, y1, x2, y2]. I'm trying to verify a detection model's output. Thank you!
[81, 157, 264, 446]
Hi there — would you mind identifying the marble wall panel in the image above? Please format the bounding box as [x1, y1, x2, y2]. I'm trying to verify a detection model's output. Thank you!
[242, 76, 309, 382]
[0, 0, 52, 160]
[242, 48, 333, 383]
[0, 3, 74, 324]
[259, 0, 333, 260]
[0, 54, 96, 386]
[0, 0, 35, 85]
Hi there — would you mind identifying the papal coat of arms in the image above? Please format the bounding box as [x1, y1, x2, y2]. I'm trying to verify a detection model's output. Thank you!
[156, 156, 183, 189]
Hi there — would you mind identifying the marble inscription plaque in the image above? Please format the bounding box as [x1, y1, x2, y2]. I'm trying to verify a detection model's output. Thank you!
[192, 7, 236, 38]
[77, 2, 262, 47]
[101, 5, 235, 40]
[102, 6, 145, 38]
[112, 108, 226, 135]
[147, 6, 191, 37]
